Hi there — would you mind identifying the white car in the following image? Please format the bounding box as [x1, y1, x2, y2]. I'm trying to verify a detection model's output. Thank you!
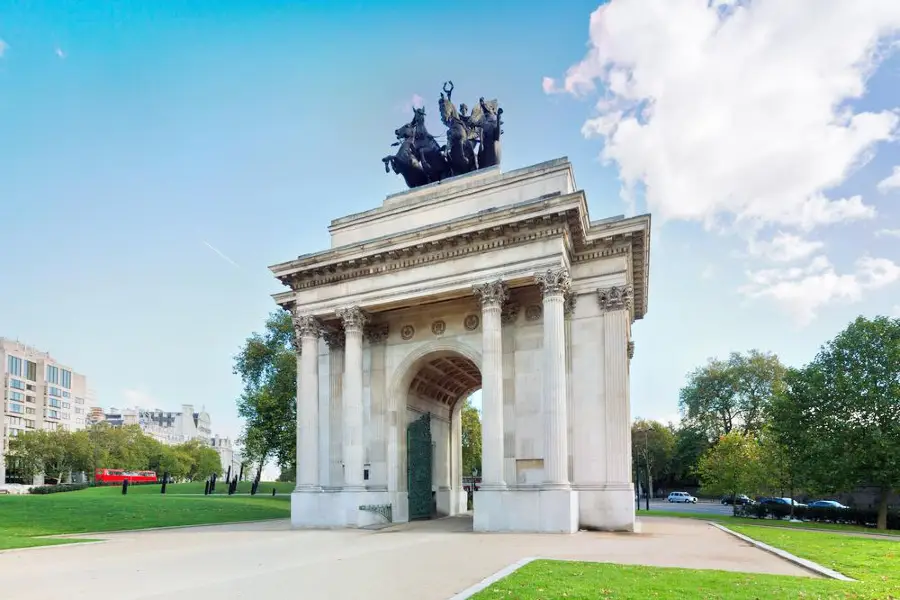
[667, 491, 698, 504]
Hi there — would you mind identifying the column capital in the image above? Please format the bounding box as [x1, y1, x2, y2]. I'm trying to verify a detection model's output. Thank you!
[364, 323, 389, 344]
[472, 280, 508, 309]
[336, 306, 369, 332]
[323, 328, 345, 350]
[536, 268, 571, 298]
[292, 309, 323, 340]
[597, 285, 633, 312]
[564, 291, 576, 316]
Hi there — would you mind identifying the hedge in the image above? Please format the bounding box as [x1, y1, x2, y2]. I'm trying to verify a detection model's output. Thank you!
[28, 483, 90, 495]
[735, 502, 899, 530]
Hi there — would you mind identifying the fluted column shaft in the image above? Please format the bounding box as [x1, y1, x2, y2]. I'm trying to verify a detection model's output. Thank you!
[338, 306, 368, 491]
[473, 280, 508, 490]
[599, 285, 633, 484]
[537, 268, 571, 488]
[293, 312, 322, 491]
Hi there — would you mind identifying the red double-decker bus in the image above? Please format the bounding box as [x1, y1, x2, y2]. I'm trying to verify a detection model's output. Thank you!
[95, 469, 158, 484]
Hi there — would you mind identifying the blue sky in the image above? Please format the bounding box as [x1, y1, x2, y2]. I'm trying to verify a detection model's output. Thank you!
[2, 1, 899, 442]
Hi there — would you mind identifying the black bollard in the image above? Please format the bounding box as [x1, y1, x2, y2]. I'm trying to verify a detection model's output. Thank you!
[161, 472, 168, 495]
[238, 464, 244, 483]
[272, 487, 276, 496]
[122, 479, 129, 495]
[204, 480, 210, 495]
[225, 465, 232, 486]
[209, 473, 217, 494]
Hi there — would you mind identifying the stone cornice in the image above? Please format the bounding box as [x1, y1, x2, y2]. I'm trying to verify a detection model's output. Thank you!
[272, 194, 650, 321]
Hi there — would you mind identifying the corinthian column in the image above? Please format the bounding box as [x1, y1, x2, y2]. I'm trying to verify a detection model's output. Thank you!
[472, 280, 508, 490]
[337, 306, 368, 491]
[536, 268, 571, 488]
[598, 285, 633, 484]
[292, 309, 322, 491]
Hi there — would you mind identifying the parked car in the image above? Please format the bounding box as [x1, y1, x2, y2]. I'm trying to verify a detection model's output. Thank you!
[759, 497, 807, 508]
[667, 491, 698, 504]
[721, 494, 752, 505]
[808, 500, 849, 509]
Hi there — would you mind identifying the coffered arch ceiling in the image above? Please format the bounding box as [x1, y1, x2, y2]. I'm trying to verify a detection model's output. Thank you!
[409, 355, 481, 407]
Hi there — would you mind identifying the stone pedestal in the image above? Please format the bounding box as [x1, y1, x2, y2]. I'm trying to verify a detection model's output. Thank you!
[291, 489, 393, 529]
[474, 489, 579, 533]
[577, 485, 635, 531]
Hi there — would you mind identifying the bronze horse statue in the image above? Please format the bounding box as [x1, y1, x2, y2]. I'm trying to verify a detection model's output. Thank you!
[382, 108, 448, 188]
[382, 82, 504, 188]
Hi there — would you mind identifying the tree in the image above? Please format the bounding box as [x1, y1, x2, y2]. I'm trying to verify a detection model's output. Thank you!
[234, 310, 297, 476]
[460, 398, 482, 478]
[697, 431, 767, 515]
[679, 350, 785, 439]
[669, 424, 710, 486]
[774, 316, 900, 530]
[631, 419, 676, 498]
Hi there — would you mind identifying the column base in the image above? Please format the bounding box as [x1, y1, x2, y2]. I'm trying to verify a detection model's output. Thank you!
[436, 488, 469, 516]
[291, 489, 393, 528]
[474, 488, 579, 533]
[576, 484, 635, 532]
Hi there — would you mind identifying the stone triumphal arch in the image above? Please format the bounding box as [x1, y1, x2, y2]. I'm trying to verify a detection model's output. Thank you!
[269, 158, 650, 533]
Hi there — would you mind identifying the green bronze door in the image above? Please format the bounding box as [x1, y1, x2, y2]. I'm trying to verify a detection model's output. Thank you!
[407, 412, 433, 520]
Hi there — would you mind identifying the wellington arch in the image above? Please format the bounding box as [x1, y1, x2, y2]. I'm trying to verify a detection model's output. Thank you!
[269, 157, 651, 533]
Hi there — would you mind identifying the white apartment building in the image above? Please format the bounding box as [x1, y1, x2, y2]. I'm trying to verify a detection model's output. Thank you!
[210, 435, 245, 479]
[104, 404, 212, 446]
[1, 338, 91, 483]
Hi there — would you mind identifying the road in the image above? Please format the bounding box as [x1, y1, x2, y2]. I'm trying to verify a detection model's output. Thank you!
[641, 499, 735, 516]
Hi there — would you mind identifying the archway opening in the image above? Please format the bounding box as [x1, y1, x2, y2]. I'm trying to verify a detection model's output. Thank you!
[405, 352, 481, 520]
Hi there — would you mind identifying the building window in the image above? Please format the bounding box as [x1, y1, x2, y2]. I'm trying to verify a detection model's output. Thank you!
[7, 356, 23, 377]
[9, 403, 24, 414]
[9, 379, 25, 390]
[26, 383, 35, 391]
[62, 402, 70, 409]
[25, 407, 35, 415]
[61, 369, 72, 389]
[47, 409, 59, 419]
[75, 407, 83, 414]
[46, 365, 59, 385]
[9, 391, 24, 402]
[25, 419, 35, 428]
[25, 395, 35, 404]
[75, 397, 84, 404]
[25, 360, 37, 382]
[62, 391, 71, 398]
[49, 386, 61, 397]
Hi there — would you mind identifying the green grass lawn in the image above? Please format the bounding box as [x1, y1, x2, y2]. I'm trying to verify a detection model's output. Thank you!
[473, 526, 900, 599]
[0, 486, 290, 551]
[643, 509, 900, 537]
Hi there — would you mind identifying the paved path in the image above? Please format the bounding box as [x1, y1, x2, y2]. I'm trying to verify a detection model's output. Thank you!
[0, 516, 814, 600]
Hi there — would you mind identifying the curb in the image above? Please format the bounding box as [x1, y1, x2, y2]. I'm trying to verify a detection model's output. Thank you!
[0, 540, 106, 555]
[448, 557, 538, 599]
[709, 522, 854, 581]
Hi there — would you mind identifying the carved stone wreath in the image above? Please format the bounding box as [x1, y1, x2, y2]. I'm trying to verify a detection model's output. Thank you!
[431, 320, 446, 336]
[401, 325, 415, 340]
[525, 305, 542, 321]
[463, 314, 480, 331]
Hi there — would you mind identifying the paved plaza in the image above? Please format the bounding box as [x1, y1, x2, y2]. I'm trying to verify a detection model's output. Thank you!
[0, 516, 814, 599]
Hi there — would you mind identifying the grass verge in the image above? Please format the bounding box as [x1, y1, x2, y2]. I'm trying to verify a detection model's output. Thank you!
[0, 489, 289, 551]
[643, 509, 900, 537]
[81, 480, 296, 496]
[473, 525, 899, 599]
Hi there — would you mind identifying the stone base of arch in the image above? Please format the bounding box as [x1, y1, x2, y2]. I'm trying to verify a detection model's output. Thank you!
[474, 488, 579, 533]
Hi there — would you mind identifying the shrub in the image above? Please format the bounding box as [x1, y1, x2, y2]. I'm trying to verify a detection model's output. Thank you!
[28, 483, 90, 495]
[735, 502, 899, 530]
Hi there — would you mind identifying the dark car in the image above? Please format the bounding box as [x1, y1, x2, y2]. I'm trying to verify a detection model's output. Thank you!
[759, 497, 807, 508]
[721, 494, 752, 505]
[808, 500, 849, 509]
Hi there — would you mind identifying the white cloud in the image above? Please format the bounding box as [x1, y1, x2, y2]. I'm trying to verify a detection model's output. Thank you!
[0, 39, 7, 58]
[876, 228, 900, 237]
[740, 255, 900, 325]
[747, 232, 824, 263]
[122, 389, 160, 409]
[55, 47, 66, 59]
[877, 165, 900, 192]
[398, 94, 425, 114]
[544, 0, 900, 232]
